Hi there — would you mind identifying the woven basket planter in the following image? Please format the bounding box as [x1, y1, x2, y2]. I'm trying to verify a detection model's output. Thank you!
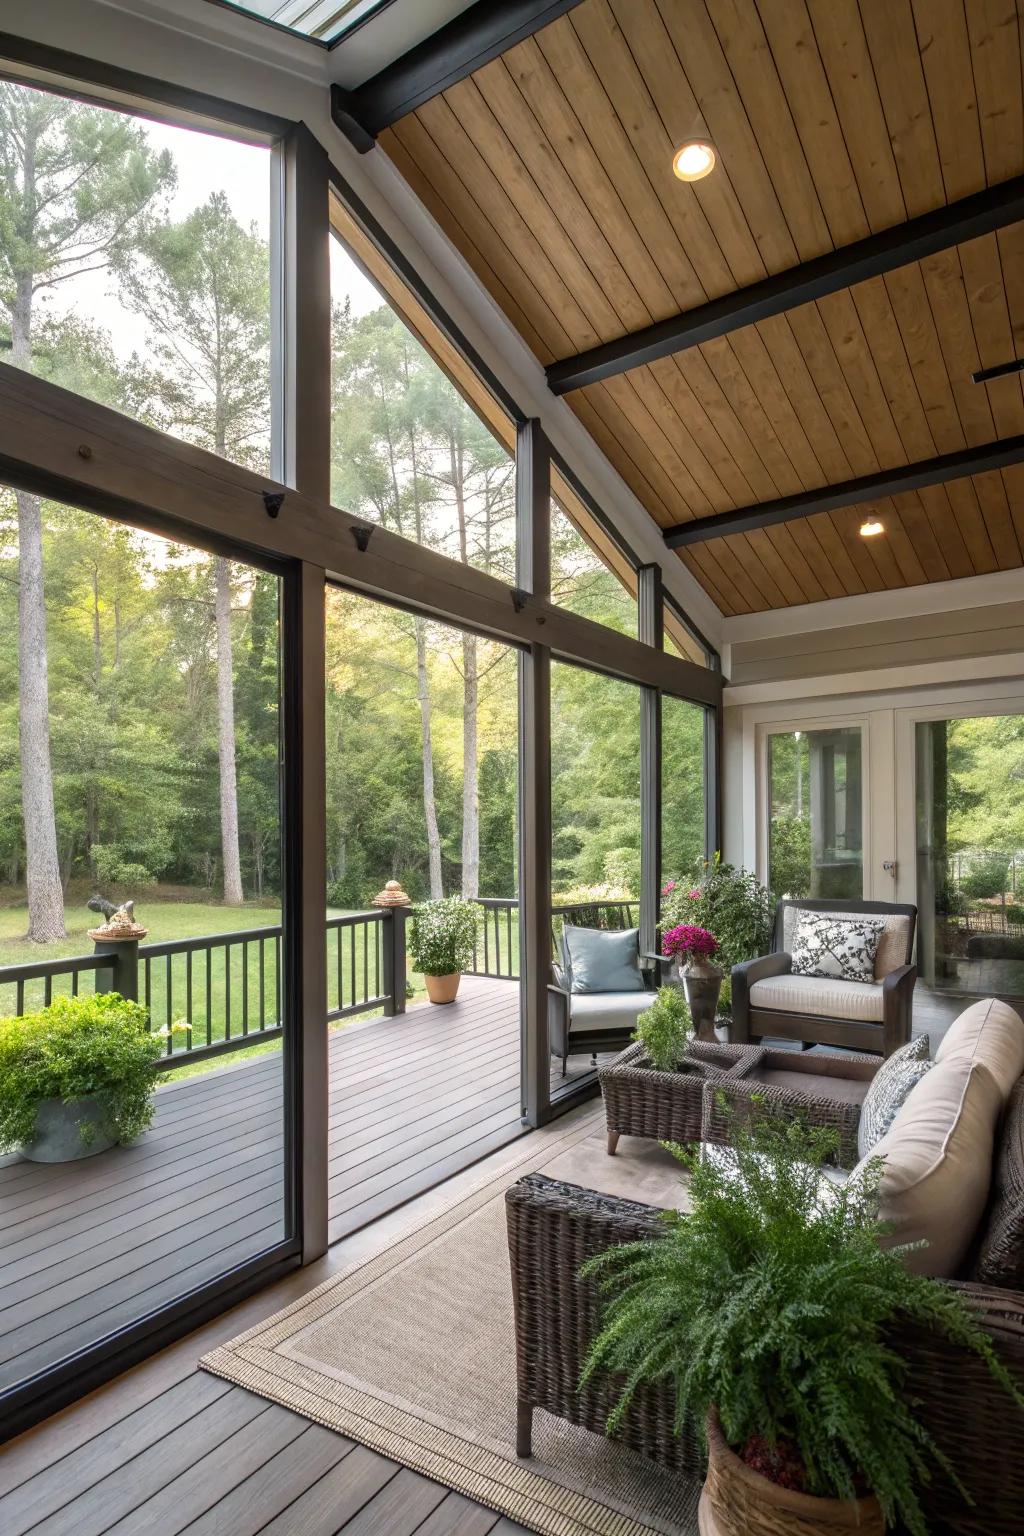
[698, 1411, 884, 1536]
[599, 1040, 764, 1153]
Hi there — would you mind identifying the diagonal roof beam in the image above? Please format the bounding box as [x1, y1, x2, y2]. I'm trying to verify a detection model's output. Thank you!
[547, 175, 1024, 395]
[663, 436, 1024, 548]
[331, 0, 585, 153]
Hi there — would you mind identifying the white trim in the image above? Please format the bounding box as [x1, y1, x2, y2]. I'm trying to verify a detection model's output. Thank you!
[721, 568, 1024, 644]
[723, 651, 1024, 708]
[4, 0, 724, 648]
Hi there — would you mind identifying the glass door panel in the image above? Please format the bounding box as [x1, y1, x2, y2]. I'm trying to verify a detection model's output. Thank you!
[915, 717, 1024, 999]
[768, 727, 864, 899]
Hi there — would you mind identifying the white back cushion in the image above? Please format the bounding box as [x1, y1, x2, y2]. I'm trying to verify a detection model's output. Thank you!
[934, 996, 1024, 1101]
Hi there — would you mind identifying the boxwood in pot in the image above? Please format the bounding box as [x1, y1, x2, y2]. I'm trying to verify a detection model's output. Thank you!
[0, 992, 161, 1162]
[408, 897, 479, 1005]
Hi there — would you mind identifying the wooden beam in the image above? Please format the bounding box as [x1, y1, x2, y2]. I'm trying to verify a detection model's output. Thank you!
[546, 175, 1024, 394]
[0, 363, 721, 707]
[663, 435, 1024, 548]
[330, 0, 586, 151]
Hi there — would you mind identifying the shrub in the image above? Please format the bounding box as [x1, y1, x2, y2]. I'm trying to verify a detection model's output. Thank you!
[582, 1114, 1023, 1536]
[634, 987, 692, 1071]
[92, 844, 157, 888]
[663, 854, 775, 971]
[408, 896, 479, 977]
[0, 992, 161, 1153]
[960, 855, 1010, 901]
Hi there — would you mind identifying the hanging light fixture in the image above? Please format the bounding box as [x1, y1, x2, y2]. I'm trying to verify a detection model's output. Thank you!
[672, 139, 717, 182]
[860, 518, 885, 538]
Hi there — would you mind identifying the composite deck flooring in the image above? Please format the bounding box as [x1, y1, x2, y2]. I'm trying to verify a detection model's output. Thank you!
[0, 976, 609, 1395]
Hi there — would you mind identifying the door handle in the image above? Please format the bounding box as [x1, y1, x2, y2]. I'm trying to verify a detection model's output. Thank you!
[882, 861, 897, 878]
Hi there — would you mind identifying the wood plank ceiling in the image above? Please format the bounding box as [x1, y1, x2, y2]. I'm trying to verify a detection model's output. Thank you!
[379, 0, 1024, 614]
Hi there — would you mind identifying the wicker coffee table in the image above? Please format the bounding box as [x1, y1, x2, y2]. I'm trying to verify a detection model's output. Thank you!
[599, 1039, 764, 1155]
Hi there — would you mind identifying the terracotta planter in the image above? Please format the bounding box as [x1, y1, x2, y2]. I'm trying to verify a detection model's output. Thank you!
[698, 1410, 884, 1536]
[424, 971, 461, 1005]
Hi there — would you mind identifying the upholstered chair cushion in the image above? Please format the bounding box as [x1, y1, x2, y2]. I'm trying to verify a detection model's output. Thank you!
[749, 973, 884, 1022]
[857, 1034, 932, 1159]
[561, 925, 645, 994]
[781, 907, 912, 980]
[567, 991, 656, 1032]
[972, 1079, 1024, 1288]
[791, 911, 886, 983]
[935, 996, 1024, 1100]
[856, 1054, 1003, 1277]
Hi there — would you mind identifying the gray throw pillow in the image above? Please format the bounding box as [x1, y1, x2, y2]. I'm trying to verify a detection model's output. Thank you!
[857, 1035, 932, 1160]
[791, 911, 886, 983]
[562, 925, 644, 994]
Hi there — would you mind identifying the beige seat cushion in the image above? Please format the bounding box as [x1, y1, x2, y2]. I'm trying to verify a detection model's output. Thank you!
[781, 907, 911, 980]
[934, 996, 1024, 1101]
[855, 1054, 1003, 1277]
[749, 972, 884, 1022]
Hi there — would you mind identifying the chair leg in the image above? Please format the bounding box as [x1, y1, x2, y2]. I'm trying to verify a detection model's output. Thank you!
[517, 1400, 533, 1458]
[562, 1049, 568, 1076]
[607, 1131, 620, 1156]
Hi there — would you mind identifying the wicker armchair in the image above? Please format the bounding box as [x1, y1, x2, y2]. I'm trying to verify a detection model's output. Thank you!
[506, 1080, 1024, 1535]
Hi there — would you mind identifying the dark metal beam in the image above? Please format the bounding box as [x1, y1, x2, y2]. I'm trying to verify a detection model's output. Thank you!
[664, 435, 1024, 548]
[638, 565, 663, 962]
[547, 175, 1024, 394]
[331, 0, 585, 151]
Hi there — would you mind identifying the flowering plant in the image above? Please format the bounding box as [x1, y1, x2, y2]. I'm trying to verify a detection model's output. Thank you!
[662, 923, 719, 964]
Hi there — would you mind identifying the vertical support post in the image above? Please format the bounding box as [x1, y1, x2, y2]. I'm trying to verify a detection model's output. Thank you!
[92, 937, 140, 1002]
[516, 418, 552, 1127]
[271, 123, 332, 499]
[382, 905, 408, 1016]
[638, 564, 663, 963]
[283, 561, 329, 1264]
[272, 123, 331, 1265]
[704, 702, 723, 860]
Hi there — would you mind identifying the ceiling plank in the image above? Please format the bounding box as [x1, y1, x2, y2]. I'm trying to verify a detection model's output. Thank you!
[663, 435, 1024, 547]
[545, 175, 1024, 393]
[330, 0, 587, 150]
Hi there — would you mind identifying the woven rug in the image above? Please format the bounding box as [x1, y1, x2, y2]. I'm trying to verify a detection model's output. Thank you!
[201, 1110, 700, 1536]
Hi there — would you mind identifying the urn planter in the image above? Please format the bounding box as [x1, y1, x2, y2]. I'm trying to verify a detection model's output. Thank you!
[20, 1094, 116, 1163]
[698, 1410, 884, 1536]
[677, 957, 725, 1041]
[424, 971, 461, 1005]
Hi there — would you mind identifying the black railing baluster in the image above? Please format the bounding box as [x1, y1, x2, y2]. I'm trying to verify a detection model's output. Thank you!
[206, 948, 213, 1046]
[186, 950, 193, 1038]
[225, 942, 232, 1041]
[165, 953, 173, 1055]
[336, 925, 343, 1012]
[349, 923, 356, 1008]
[242, 940, 249, 1036]
[145, 958, 152, 1032]
[362, 919, 368, 1003]
[259, 937, 266, 1030]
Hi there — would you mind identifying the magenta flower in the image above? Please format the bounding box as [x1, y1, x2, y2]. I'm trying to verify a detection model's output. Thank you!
[688, 888, 701, 900]
[661, 879, 676, 895]
[662, 923, 719, 962]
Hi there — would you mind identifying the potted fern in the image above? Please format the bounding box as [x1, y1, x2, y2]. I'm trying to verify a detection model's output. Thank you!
[581, 1115, 1022, 1536]
[408, 896, 479, 1004]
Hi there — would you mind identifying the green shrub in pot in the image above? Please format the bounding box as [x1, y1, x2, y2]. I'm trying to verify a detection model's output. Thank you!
[633, 987, 693, 1072]
[581, 1113, 1023, 1536]
[408, 896, 479, 1004]
[0, 992, 161, 1159]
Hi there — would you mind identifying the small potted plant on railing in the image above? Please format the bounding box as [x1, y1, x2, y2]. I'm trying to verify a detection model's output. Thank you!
[0, 992, 162, 1163]
[408, 896, 479, 1005]
[582, 1114, 1023, 1536]
[661, 923, 722, 1041]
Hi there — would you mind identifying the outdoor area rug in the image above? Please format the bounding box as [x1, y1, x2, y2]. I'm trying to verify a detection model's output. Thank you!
[201, 1110, 700, 1536]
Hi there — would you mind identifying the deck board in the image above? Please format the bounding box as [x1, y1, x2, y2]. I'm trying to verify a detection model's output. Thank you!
[0, 976, 608, 1396]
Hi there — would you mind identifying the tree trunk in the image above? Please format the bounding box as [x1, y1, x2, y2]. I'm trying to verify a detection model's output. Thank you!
[415, 618, 443, 899]
[215, 556, 244, 906]
[11, 207, 65, 940]
[461, 631, 479, 899]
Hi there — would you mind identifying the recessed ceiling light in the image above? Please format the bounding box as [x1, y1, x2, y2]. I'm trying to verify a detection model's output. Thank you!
[672, 140, 716, 182]
[860, 519, 884, 538]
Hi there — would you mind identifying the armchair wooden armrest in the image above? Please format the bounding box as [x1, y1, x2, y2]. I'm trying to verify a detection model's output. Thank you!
[881, 962, 917, 1056]
[730, 951, 792, 1043]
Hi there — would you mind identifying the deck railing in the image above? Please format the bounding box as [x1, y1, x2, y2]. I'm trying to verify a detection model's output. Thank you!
[0, 895, 639, 1066]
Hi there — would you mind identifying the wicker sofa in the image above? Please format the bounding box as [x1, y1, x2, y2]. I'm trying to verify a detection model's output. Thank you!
[506, 1074, 1024, 1534]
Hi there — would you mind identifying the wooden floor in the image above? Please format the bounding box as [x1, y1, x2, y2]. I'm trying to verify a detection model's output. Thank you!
[0, 1102, 597, 1536]
[0, 977, 608, 1396]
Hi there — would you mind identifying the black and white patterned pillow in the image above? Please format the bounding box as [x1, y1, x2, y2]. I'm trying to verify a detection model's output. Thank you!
[857, 1035, 932, 1159]
[791, 912, 886, 983]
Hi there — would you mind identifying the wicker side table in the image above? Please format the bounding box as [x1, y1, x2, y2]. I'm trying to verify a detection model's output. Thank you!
[599, 1039, 764, 1155]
